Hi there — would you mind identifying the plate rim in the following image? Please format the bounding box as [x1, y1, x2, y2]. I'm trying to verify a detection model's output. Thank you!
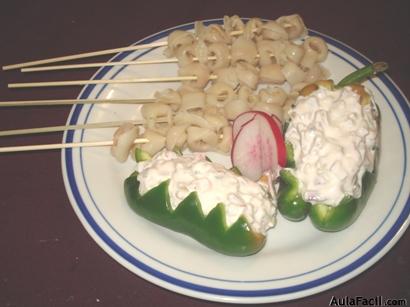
[61, 19, 410, 303]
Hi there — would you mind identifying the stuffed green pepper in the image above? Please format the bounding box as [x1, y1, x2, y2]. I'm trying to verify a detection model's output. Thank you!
[124, 150, 277, 256]
[278, 81, 380, 231]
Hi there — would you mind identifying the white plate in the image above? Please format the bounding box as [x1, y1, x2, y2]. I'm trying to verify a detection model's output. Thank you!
[61, 19, 410, 304]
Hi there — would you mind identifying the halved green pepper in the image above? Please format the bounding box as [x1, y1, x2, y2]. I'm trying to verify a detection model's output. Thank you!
[278, 63, 382, 231]
[124, 172, 266, 256]
[278, 156, 378, 231]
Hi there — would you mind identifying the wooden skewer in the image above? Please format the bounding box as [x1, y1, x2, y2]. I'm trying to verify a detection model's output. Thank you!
[2, 41, 168, 71]
[8, 75, 218, 89]
[0, 98, 155, 107]
[21, 56, 220, 73]
[0, 120, 139, 137]
[21, 58, 181, 72]
[0, 138, 148, 153]
[0, 117, 169, 137]
[4, 28, 248, 71]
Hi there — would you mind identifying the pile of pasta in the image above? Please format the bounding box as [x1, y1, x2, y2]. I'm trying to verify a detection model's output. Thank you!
[129, 15, 330, 158]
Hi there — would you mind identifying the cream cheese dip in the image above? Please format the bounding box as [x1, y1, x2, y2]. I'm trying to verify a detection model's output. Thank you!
[136, 150, 276, 234]
[285, 86, 379, 205]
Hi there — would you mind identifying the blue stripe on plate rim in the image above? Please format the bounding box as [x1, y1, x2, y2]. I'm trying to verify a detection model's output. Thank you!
[62, 20, 410, 298]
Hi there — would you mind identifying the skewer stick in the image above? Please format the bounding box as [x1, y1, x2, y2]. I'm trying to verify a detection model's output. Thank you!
[0, 120, 139, 137]
[0, 117, 169, 137]
[21, 58, 181, 72]
[8, 75, 218, 88]
[2, 41, 168, 71]
[0, 138, 148, 153]
[0, 98, 155, 107]
[21, 55, 219, 73]
[4, 28, 249, 71]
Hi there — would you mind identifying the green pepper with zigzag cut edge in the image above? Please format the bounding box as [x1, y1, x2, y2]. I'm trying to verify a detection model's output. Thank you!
[124, 151, 274, 256]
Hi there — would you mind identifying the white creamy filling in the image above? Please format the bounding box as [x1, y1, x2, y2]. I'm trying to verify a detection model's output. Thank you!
[285, 86, 378, 205]
[136, 150, 276, 234]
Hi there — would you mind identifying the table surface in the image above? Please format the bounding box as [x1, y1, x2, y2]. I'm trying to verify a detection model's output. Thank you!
[0, 0, 409, 306]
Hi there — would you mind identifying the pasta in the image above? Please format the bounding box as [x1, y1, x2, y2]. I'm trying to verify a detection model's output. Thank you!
[214, 67, 239, 89]
[166, 125, 188, 151]
[303, 37, 328, 63]
[261, 21, 288, 41]
[187, 126, 219, 152]
[252, 101, 284, 123]
[111, 123, 139, 163]
[300, 48, 318, 71]
[154, 89, 181, 111]
[111, 14, 333, 161]
[174, 110, 212, 129]
[231, 37, 258, 65]
[180, 92, 206, 112]
[238, 85, 258, 104]
[234, 62, 259, 89]
[281, 61, 306, 86]
[243, 18, 264, 40]
[224, 97, 251, 120]
[141, 102, 173, 123]
[223, 15, 245, 34]
[196, 22, 231, 44]
[139, 129, 167, 156]
[176, 44, 196, 67]
[178, 63, 210, 89]
[217, 126, 233, 153]
[194, 39, 209, 65]
[207, 42, 230, 71]
[257, 40, 277, 66]
[276, 14, 307, 40]
[259, 63, 286, 84]
[300, 37, 328, 70]
[141, 102, 173, 136]
[259, 87, 287, 106]
[304, 63, 325, 84]
[204, 107, 229, 131]
[258, 40, 289, 67]
[177, 83, 203, 96]
[284, 42, 305, 65]
[164, 30, 195, 57]
[205, 82, 235, 107]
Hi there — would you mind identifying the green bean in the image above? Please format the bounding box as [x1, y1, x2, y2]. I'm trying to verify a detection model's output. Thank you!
[336, 62, 388, 88]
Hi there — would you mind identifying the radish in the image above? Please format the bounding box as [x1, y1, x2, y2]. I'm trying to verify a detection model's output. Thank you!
[232, 111, 285, 166]
[231, 111, 286, 181]
[254, 111, 286, 167]
[232, 111, 283, 140]
[232, 112, 258, 139]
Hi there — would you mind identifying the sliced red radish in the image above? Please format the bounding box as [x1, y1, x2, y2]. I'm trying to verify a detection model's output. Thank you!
[232, 111, 286, 166]
[232, 111, 283, 141]
[270, 114, 283, 133]
[232, 112, 258, 139]
[254, 111, 286, 167]
[231, 111, 286, 181]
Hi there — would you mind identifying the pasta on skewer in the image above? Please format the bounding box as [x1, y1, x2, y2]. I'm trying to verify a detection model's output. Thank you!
[166, 14, 330, 93]
[97, 14, 330, 162]
[111, 81, 298, 162]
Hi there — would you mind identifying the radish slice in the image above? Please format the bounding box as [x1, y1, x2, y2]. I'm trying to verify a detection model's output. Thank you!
[232, 111, 286, 166]
[231, 111, 286, 181]
[232, 112, 257, 140]
[232, 111, 283, 141]
[231, 117, 270, 181]
[271, 114, 283, 133]
[254, 111, 287, 167]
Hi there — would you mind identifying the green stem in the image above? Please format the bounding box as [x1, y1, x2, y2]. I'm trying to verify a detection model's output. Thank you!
[336, 62, 388, 88]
